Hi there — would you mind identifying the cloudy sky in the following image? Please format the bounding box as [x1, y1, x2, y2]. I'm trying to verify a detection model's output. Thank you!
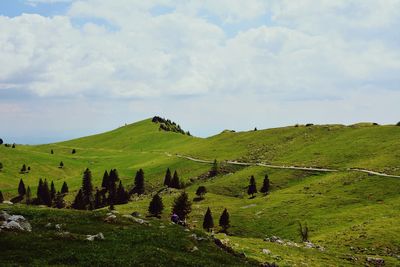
[1, 0, 400, 144]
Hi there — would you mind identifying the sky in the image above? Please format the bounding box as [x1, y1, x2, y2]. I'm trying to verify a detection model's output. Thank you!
[1, 0, 400, 144]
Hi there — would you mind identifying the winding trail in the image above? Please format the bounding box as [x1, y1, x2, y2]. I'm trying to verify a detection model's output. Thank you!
[170, 153, 400, 178]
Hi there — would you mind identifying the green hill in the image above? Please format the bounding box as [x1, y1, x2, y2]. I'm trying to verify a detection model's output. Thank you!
[1, 118, 400, 266]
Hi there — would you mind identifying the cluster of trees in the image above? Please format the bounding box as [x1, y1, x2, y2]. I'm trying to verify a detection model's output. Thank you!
[202, 207, 230, 233]
[13, 178, 68, 208]
[163, 168, 183, 189]
[2, 141, 16, 148]
[247, 174, 270, 198]
[20, 164, 31, 174]
[152, 116, 191, 136]
[72, 168, 131, 210]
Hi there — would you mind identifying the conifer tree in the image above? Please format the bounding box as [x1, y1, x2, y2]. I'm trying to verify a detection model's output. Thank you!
[94, 189, 102, 209]
[42, 179, 51, 206]
[18, 178, 26, 196]
[148, 194, 164, 217]
[116, 181, 129, 204]
[0, 138, 3, 145]
[203, 207, 214, 232]
[59, 161, 64, 168]
[170, 170, 181, 189]
[172, 191, 192, 221]
[133, 169, 145, 195]
[163, 168, 172, 187]
[82, 168, 94, 208]
[247, 175, 257, 198]
[0, 162, 3, 171]
[27, 166, 31, 172]
[101, 170, 109, 190]
[26, 186, 32, 205]
[61, 181, 69, 194]
[54, 191, 65, 209]
[260, 174, 270, 194]
[50, 181, 56, 201]
[20, 164, 27, 173]
[72, 149, 76, 154]
[210, 159, 219, 177]
[0, 190, 3, 203]
[37, 178, 44, 204]
[219, 208, 230, 233]
[72, 189, 85, 210]
[196, 186, 207, 199]
[51, 149, 54, 154]
[12, 143, 16, 148]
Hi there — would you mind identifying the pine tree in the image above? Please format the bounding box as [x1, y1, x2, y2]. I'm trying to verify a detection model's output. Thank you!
[210, 159, 219, 177]
[260, 174, 270, 194]
[94, 189, 102, 209]
[51, 149, 54, 154]
[0, 162, 3, 171]
[61, 181, 69, 194]
[18, 178, 26, 196]
[133, 169, 145, 195]
[203, 207, 214, 232]
[0, 190, 3, 203]
[116, 181, 129, 204]
[196, 186, 207, 199]
[72, 149, 76, 154]
[59, 161, 64, 168]
[163, 168, 172, 187]
[37, 178, 44, 204]
[54, 191, 65, 209]
[172, 191, 192, 221]
[72, 189, 85, 210]
[148, 194, 164, 217]
[101, 170, 109, 190]
[247, 175, 257, 198]
[27, 166, 31, 172]
[50, 181, 56, 201]
[108, 171, 117, 207]
[12, 143, 16, 148]
[20, 164, 27, 173]
[82, 168, 94, 208]
[170, 170, 181, 189]
[0, 138, 3, 145]
[219, 208, 230, 233]
[26, 186, 32, 205]
[42, 179, 51, 206]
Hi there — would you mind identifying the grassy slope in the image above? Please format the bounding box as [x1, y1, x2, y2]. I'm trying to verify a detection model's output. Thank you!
[1, 119, 400, 266]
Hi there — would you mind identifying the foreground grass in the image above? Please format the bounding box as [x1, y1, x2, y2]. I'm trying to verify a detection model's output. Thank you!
[0, 204, 255, 267]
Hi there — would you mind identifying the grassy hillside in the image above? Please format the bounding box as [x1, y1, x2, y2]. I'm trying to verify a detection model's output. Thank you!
[1, 118, 400, 266]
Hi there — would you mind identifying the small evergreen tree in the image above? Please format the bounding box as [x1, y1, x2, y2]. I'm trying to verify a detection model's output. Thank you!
[0, 138, 3, 145]
[20, 164, 27, 173]
[51, 149, 54, 154]
[116, 181, 129, 204]
[397, 121, 400, 126]
[42, 179, 51, 206]
[61, 181, 69, 194]
[18, 178, 26, 196]
[27, 166, 31, 172]
[82, 168, 94, 208]
[172, 191, 192, 221]
[0, 190, 4, 203]
[163, 168, 172, 187]
[247, 175, 257, 198]
[196, 186, 207, 199]
[12, 143, 16, 148]
[72, 149, 76, 154]
[50, 181, 56, 201]
[94, 189, 102, 209]
[26, 186, 32, 205]
[54, 191, 65, 209]
[133, 169, 145, 195]
[148, 194, 164, 217]
[59, 161, 64, 168]
[209, 159, 219, 177]
[0, 162, 3, 171]
[170, 170, 181, 189]
[37, 178, 44, 204]
[72, 189, 85, 210]
[203, 207, 214, 232]
[101, 170, 109, 190]
[260, 174, 270, 194]
[219, 208, 230, 233]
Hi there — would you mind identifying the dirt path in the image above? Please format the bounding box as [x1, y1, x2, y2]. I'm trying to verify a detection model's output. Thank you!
[171, 153, 400, 178]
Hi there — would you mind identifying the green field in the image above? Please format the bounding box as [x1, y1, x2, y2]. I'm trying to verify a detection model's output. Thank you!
[1, 118, 400, 266]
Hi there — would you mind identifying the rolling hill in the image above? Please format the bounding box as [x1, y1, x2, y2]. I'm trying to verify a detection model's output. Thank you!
[1, 118, 400, 266]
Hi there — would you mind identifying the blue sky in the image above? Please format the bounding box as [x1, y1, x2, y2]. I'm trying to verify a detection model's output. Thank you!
[1, 0, 400, 144]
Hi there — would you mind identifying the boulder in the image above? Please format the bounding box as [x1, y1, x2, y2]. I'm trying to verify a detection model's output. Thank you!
[104, 214, 117, 223]
[2, 220, 23, 231]
[86, 232, 105, 241]
[366, 257, 385, 266]
[0, 211, 10, 221]
[262, 249, 271, 255]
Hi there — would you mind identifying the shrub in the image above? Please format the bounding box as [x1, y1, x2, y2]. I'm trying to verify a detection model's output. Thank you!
[72, 149, 76, 154]
[298, 222, 309, 242]
[305, 123, 314, 127]
[195, 186, 207, 199]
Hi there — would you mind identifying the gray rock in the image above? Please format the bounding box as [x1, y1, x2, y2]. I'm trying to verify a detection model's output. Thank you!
[366, 257, 384, 266]
[0, 211, 10, 221]
[104, 214, 117, 223]
[1, 220, 24, 231]
[86, 232, 105, 241]
[262, 249, 271, 255]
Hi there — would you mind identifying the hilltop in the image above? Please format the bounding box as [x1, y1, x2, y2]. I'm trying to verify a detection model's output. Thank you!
[0, 117, 400, 266]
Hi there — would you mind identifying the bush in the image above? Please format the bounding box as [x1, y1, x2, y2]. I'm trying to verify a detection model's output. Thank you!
[195, 186, 207, 199]
[298, 222, 309, 242]
[305, 123, 314, 127]
[0, 138, 3, 145]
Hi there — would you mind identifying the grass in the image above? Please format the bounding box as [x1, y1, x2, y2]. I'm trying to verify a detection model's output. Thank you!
[1, 118, 400, 266]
